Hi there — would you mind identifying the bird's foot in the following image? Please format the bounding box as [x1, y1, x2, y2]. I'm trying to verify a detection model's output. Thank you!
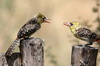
[84, 43, 92, 47]
[82, 44, 89, 47]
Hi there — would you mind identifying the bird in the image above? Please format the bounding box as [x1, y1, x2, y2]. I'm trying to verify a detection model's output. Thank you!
[5, 13, 50, 56]
[64, 21, 100, 45]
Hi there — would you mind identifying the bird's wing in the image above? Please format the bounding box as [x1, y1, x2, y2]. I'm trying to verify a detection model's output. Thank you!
[17, 23, 40, 38]
[76, 28, 99, 42]
[76, 28, 92, 38]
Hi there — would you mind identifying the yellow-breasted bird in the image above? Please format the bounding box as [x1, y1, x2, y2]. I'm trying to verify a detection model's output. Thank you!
[64, 21, 100, 45]
[5, 13, 50, 56]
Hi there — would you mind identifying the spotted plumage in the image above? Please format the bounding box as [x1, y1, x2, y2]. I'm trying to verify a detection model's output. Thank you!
[17, 18, 41, 39]
[76, 28, 98, 44]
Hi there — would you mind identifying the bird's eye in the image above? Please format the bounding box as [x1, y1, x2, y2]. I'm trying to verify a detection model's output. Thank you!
[70, 23, 73, 25]
[42, 17, 46, 20]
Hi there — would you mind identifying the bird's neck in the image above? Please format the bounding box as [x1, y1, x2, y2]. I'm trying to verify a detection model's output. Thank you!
[70, 27, 79, 34]
[38, 22, 42, 25]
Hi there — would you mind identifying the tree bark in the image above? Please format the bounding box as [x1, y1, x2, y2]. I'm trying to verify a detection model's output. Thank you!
[71, 45, 98, 66]
[20, 38, 44, 66]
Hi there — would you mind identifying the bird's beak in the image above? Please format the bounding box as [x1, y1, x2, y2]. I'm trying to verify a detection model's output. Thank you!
[64, 22, 71, 27]
[44, 18, 51, 23]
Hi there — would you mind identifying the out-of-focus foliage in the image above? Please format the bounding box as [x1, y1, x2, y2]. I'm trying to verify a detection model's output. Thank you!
[46, 46, 59, 66]
[93, 0, 100, 33]
[92, 0, 100, 66]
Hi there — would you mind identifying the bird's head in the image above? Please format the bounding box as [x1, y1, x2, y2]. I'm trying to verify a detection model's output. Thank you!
[35, 13, 50, 24]
[64, 21, 80, 29]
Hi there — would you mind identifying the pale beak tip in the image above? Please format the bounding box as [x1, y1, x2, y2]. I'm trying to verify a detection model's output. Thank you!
[44, 18, 51, 23]
[63, 22, 67, 26]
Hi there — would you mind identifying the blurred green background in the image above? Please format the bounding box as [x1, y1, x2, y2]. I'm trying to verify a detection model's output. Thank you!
[0, 0, 100, 66]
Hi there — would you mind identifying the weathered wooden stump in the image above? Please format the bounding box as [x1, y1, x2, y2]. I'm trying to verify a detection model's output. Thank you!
[0, 37, 44, 66]
[71, 45, 98, 66]
[20, 38, 44, 66]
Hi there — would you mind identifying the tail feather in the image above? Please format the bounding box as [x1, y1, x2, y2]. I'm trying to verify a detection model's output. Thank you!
[95, 36, 100, 42]
[5, 38, 20, 56]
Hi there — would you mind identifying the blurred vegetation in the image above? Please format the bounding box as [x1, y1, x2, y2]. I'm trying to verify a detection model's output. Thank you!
[0, 0, 14, 12]
[46, 46, 59, 66]
[93, 0, 100, 33]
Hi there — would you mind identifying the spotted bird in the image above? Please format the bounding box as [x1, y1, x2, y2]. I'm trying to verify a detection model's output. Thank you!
[64, 21, 100, 45]
[5, 13, 50, 56]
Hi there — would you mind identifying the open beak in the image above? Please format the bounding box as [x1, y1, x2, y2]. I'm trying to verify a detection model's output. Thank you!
[64, 22, 71, 27]
[44, 18, 51, 23]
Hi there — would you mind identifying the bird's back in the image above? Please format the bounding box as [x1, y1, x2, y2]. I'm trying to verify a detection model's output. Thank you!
[17, 18, 41, 39]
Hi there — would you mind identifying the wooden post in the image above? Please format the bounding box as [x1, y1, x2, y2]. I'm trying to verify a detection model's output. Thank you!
[71, 45, 98, 66]
[20, 38, 44, 66]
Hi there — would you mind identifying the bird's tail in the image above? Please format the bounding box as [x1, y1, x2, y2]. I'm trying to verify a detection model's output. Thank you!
[95, 36, 100, 42]
[5, 38, 20, 56]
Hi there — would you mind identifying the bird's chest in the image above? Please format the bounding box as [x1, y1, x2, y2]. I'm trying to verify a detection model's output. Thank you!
[74, 29, 90, 41]
[25, 24, 41, 35]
